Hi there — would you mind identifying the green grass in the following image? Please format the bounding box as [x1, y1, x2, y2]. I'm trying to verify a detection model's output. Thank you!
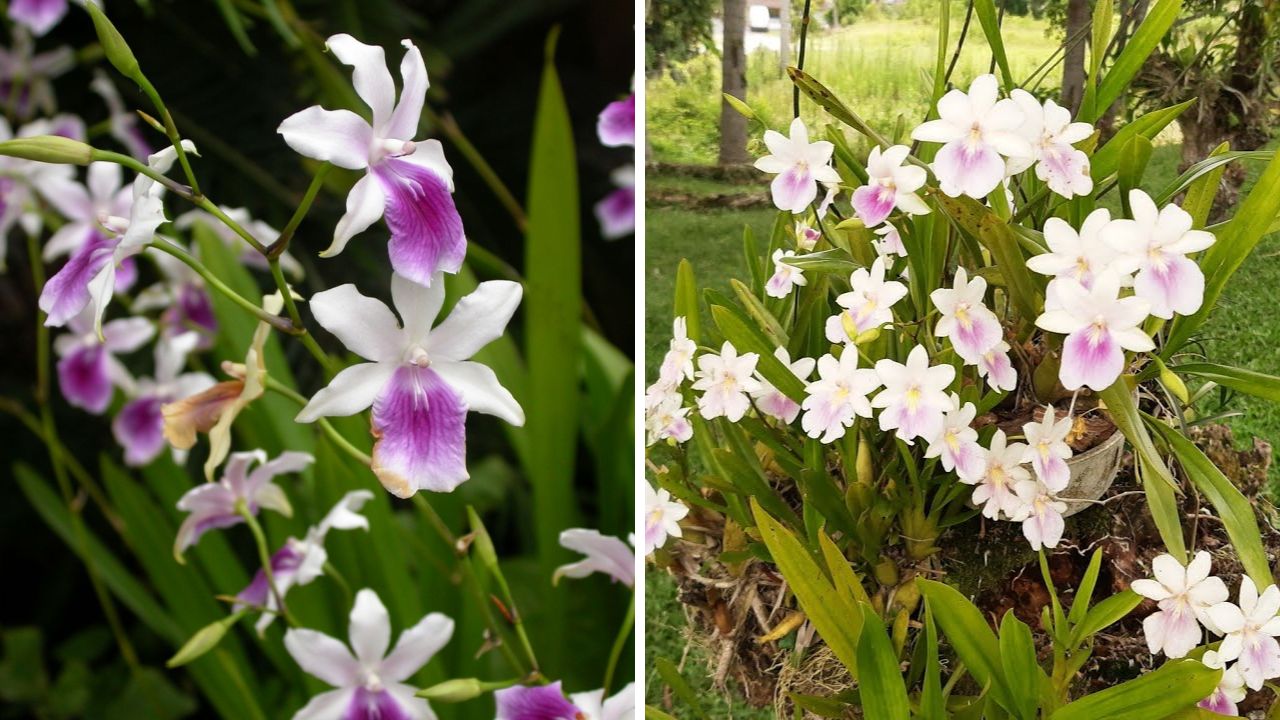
[647, 13, 1059, 164]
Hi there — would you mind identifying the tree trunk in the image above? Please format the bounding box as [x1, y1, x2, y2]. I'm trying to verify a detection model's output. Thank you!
[1061, 0, 1089, 114]
[719, 0, 750, 165]
[778, 0, 791, 77]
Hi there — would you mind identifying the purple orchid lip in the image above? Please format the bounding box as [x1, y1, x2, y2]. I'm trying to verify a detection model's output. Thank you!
[494, 682, 584, 720]
[597, 93, 635, 147]
[39, 230, 117, 326]
[371, 365, 468, 497]
[375, 158, 466, 287]
[57, 344, 112, 414]
[595, 186, 634, 239]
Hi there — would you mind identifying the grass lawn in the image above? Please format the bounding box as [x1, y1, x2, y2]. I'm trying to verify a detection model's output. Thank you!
[648, 12, 1058, 164]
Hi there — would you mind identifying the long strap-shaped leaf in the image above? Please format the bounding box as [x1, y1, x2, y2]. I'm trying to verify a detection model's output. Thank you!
[1098, 379, 1187, 560]
[1166, 147, 1280, 354]
[930, 192, 1041, 327]
[751, 499, 863, 679]
[1049, 659, 1218, 720]
[916, 579, 1015, 713]
[972, 0, 1014, 89]
[856, 603, 911, 720]
[1173, 362, 1280, 403]
[1146, 418, 1273, 585]
[1082, 0, 1182, 123]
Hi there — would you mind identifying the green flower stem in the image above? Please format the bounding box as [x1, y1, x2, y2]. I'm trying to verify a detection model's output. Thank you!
[135, 76, 201, 198]
[193, 197, 269, 255]
[268, 258, 337, 375]
[411, 495, 533, 678]
[91, 150, 194, 201]
[270, 162, 331, 258]
[25, 233, 140, 670]
[235, 499, 296, 627]
[322, 561, 353, 607]
[145, 240, 298, 334]
[602, 591, 634, 694]
[262, 376, 371, 465]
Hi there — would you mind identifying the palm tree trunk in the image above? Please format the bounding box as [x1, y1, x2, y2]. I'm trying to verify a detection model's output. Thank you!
[719, 0, 750, 165]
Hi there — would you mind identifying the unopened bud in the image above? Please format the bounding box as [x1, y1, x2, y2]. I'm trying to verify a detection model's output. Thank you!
[0, 136, 92, 165]
[417, 678, 483, 702]
[167, 612, 242, 667]
[85, 2, 142, 82]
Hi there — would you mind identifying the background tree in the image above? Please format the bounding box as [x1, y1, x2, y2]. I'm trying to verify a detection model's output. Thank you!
[646, 0, 717, 75]
[720, 0, 751, 164]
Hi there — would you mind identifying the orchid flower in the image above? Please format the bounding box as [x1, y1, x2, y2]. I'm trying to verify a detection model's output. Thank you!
[1035, 273, 1154, 391]
[692, 341, 761, 422]
[800, 349, 879, 443]
[1009, 479, 1066, 550]
[658, 316, 696, 386]
[494, 683, 583, 720]
[753, 117, 842, 214]
[54, 310, 152, 413]
[871, 345, 955, 444]
[1021, 406, 1074, 493]
[1132, 552, 1229, 659]
[643, 483, 688, 555]
[1100, 189, 1216, 319]
[8, 0, 67, 37]
[931, 267, 1002, 363]
[873, 223, 906, 258]
[970, 429, 1030, 520]
[825, 257, 907, 343]
[39, 143, 193, 332]
[284, 588, 453, 720]
[1026, 211, 1123, 289]
[278, 34, 463, 287]
[1207, 577, 1280, 689]
[0, 30, 72, 119]
[113, 332, 215, 466]
[553, 529, 635, 588]
[645, 391, 693, 446]
[1007, 90, 1094, 197]
[131, 243, 218, 349]
[910, 74, 1031, 198]
[570, 683, 635, 720]
[851, 144, 929, 227]
[765, 249, 806, 298]
[173, 449, 308, 559]
[795, 220, 821, 251]
[90, 70, 153, 161]
[597, 92, 635, 147]
[174, 206, 304, 278]
[1199, 650, 1247, 716]
[36, 160, 141, 297]
[235, 490, 374, 635]
[752, 347, 815, 424]
[978, 340, 1017, 392]
[596, 165, 635, 239]
[298, 274, 523, 497]
[924, 395, 986, 482]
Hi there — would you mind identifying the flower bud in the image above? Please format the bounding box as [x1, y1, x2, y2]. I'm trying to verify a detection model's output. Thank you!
[0, 136, 92, 165]
[167, 612, 242, 668]
[415, 678, 484, 703]
[85, 2, 142, 83]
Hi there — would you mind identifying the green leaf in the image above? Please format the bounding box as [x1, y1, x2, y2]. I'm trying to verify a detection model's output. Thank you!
[1174, 362, 1280, 402]
[1069, 549, 1105, 628]
[1073, 590, 1141, 644]
[710, 304, 806, 401]
[654, 658, 708, 719]
[1098, 379, 1185, 559]
[1118, 136, 1154, 211]
[1092, 101, 1194, 181]
[1146, 419, 1271, 585]
[783, 248, 860, 274]
[1085, 0, 1182, 123]
[751, 499, 862, 678]
[1165, 122, 1280, 354]
[855, 605, 911, 720]
[916, 579, 1013, 712]
[787, 67, 887, 146]
[523, 29, 582, 670]
[730, 278, 787, 345]
[1050, 659, 1219, 720]
[919, 605, 946, 720]
[674, 258, 701, 342]
[972, 0, 1014, 89]
[210, 0, 256, 54]
[999, 612, 1043, 720]
[818, 530, 873, 611]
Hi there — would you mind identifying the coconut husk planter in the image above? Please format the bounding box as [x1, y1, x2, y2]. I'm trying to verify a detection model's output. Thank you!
[654, 424, 1278, 718]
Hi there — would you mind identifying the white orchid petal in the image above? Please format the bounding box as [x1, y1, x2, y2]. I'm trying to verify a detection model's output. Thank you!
[278, 107, 372, 170]
[310, 284, 404, 362]
[296, 362, 397, 423]
[432, 360, 524, 425]
[426, 280, 522, 362]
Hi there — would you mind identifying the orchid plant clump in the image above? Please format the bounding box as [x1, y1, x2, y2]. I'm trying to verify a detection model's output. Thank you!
[646, 0, 1280, 715]
[3, 4, 634, 719]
